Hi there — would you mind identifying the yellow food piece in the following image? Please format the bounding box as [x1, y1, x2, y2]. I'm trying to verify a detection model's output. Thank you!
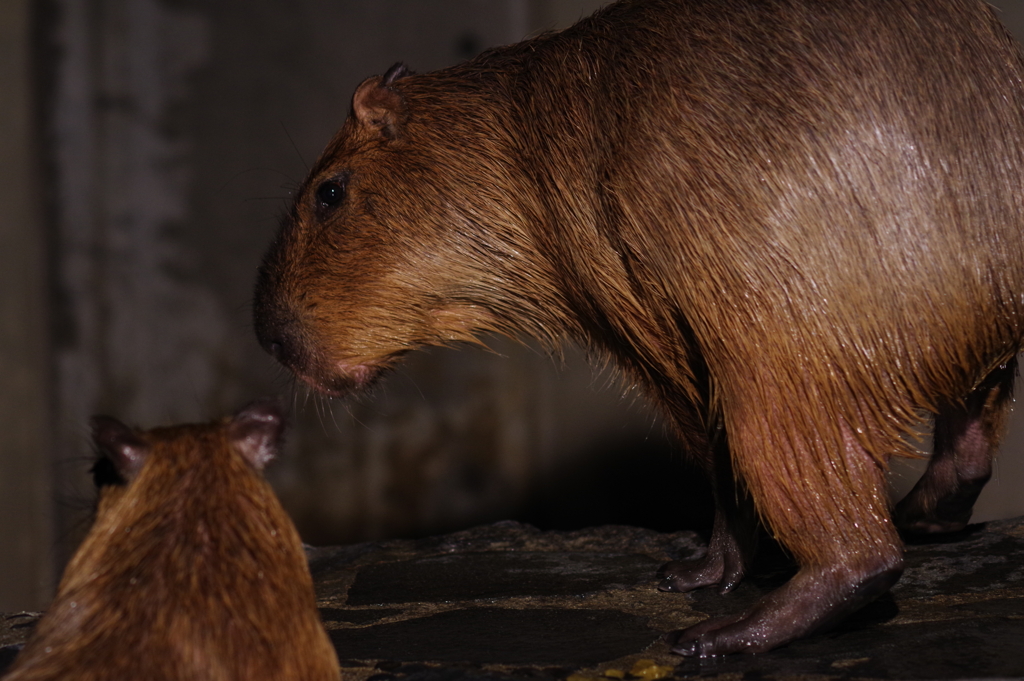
[629, 659, 674, 680]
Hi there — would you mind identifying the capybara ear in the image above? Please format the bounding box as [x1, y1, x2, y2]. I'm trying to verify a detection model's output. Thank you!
[352, 62, 411, 140]
[228, 399, 285, 471]
[90, 416, 149, 483]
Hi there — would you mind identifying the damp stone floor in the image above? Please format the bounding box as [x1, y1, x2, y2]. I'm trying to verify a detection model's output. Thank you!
[2, 518, 1024, 680]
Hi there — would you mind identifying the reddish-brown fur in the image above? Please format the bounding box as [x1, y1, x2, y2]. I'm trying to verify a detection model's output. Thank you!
[2, 402, 341, 680]
[253, 0, 1024, 655]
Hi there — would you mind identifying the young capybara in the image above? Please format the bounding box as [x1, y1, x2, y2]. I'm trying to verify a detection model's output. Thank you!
[252, 0, 1024, 656]
[2, 401, 341, 680]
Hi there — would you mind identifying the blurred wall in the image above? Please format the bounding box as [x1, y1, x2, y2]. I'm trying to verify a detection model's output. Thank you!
[1, 0, 1023, 611]
[0, 0, 54, 611]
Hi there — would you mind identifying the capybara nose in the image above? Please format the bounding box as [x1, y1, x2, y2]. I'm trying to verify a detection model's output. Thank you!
[265, 337, 289, 363]
[255, 318, 302, 367]
[252, 294, 304, 368]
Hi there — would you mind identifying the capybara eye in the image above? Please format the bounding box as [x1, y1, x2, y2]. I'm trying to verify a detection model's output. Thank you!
[315, 180, 346, 211]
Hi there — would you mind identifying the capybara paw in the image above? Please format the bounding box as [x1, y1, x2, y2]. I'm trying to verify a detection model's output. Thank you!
[657, 558, 723, 593]
[665, 614, 759, 657]
[895, 515, 969, 535]
[666, 557, 904, 656]
[666, 607, 809, 657]
[893, 494, 972, 535]
[893, 457, 989, 536]
[658, 554, 744, 594]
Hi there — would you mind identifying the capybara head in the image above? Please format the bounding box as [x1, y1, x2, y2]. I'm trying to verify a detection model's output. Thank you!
[253, 61, 564, 396]
[4, 401, 340, 681]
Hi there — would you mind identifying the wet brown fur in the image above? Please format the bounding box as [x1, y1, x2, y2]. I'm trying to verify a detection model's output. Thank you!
[254, 0, 1024, 655]
[3, 404, 341, 680]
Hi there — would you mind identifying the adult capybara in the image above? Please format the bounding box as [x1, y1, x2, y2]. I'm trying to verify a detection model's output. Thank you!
[2, 402, 341, 680]
[252, 0, 1024, 656]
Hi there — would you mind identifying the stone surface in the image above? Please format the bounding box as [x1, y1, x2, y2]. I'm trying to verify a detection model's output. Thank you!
[2, 518, 1024, 679]
[345, 552, 662, 605]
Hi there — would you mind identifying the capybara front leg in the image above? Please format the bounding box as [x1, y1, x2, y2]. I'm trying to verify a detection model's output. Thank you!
[667, 556, 902, 656]
[895, 358, 1017, 534]
[657, 500, 752, 594]
[667, 396, 904, 655]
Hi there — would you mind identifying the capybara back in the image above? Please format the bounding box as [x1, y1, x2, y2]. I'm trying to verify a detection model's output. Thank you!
[3, 402, 341, 680]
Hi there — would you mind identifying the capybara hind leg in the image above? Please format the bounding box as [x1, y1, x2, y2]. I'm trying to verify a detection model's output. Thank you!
[668, 397, 903, 655]
[895, 358, 1017, 534]
[659, 448, 757, 594]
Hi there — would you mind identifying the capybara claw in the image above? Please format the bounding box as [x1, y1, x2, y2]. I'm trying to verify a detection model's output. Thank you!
[658, 578, 682, 593]
[670, 639, 700, 658]
[716, 577, 741, 595]
[665, 630, 712, 658]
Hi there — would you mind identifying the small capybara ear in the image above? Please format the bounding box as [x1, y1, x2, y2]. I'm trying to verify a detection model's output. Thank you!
[228, 399, 285, 471]
[352, 62, 411, 140]
[90, 416, 149, 483]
